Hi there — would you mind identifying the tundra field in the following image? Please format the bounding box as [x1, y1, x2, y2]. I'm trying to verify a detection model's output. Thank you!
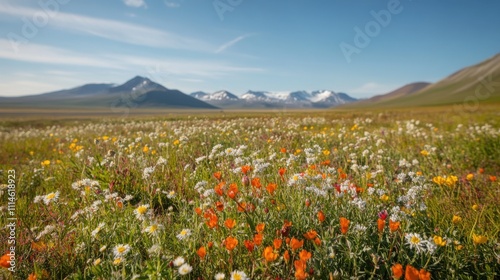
[0, 107, 499, 279]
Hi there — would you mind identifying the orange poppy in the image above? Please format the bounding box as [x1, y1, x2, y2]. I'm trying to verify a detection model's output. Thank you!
[251, 177, 262, 188]
[207, 241, 214, 248]
[215, 201, 224, 211]
[31, 241, 47, 252]
[273, 238, 283, 250]
[194, 207, 202, 216]
[224, 218, 236, 229]
[290, 237, 304, 250]
[204, 210, 218, 229]
[214, 182, 225, 196]
[241, 165, 251, 175]
[317, 210, 326, 223]
[299, 250, 311, 261]
[314, 237, 321, 246]
[294, 260, 308, 280]
[244, 240, 255, 252]
[340, 217, 350, 234]
[405, 265, 419, 280]
[0, 253, 10, 268]
[377, 218, 385, 233]
[389, 220, 400, 232]
[213, 171, 222, 181]
[266, 183, 277, 195]
[263, 246, 278, 262]
[228, 183, 238, 199]
[419, 269, 431, 280]
[305, 199, 311, 207]
[253, 233, 264, 246]
[256, 223, 266, 233]
[490, 175, 497, 182]
[280, 147, 287, 153]
[224, 236, 238, 251]
[237, 202, 247, 212]
[116, 199, 123, 209]
[283, 250, 290, 263]
[28, 273, 37, 280]
[279, 167, 286, 178]
[303, 230, 318, 240]
[197, 246, 206, 259]
[391, 263, 403, 279]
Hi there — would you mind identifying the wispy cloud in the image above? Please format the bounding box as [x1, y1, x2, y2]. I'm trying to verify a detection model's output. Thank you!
[165, 1, 181, 8]
[123, 0, 147, 8]
[0, 39, 123, 69]
[0, 5, 212, 51]
[0, 40, 264, 78]
[216, 34, 253, 53]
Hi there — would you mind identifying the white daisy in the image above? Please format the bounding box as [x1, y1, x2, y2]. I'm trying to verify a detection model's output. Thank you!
[173, 256, 185, 267]
[214, 273, 225, 280]
[113, 244, 131, 258]
[405, 233, 425, 254]
[176, 229, 192, 240]
[178, 263, 193, 275]
[43, 191, 60, 205]
[230, 270, 248, 280]
[167, 190, 176, 199]
[113, 257, 124, 265]
[91, 222, 105, 238]
[143, 223, 163, 236]
[134, 204, 150, 220]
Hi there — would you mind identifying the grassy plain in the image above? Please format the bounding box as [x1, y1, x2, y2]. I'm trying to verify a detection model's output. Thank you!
[0, 105, 499, 279]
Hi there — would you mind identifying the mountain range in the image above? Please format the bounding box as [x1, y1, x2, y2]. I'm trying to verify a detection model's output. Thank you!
[0, 76, 217, 109]
[0, 77, 357, 109]
[0, 53, 498, 110]
[189, 90, 356, 108]
[345, 53, 500, 108]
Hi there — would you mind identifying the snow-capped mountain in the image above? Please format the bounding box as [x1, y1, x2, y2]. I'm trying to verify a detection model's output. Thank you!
[240, 90, 274, 101]
[190, 90, 239, 101]
[310, 90, 357, 107]
[190, 89, 357, 108]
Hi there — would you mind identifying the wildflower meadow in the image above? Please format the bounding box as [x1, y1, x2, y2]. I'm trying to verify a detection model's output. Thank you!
[0, 109, 499, 279]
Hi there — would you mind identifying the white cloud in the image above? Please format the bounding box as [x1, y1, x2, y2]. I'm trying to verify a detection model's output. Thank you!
[0, 39, 263, 77]
[0, 5, 212, 51]
[0, 39, 124, 69]
[165, 1, 181, 8]
[123, 0, 147, 8]
[216, 34, 253, 53]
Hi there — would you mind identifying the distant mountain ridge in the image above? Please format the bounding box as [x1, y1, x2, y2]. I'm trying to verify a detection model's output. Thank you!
[190, 89, 357, 108]
[0, 76, 218, 109]
[346, 53, 500, 108]
[354, 82, 431, 105]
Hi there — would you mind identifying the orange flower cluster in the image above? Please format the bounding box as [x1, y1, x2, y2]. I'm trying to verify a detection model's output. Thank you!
[224, 236, 238, 251]
[392, 263, 431, 280]
[340, 217, 350, 234]
[204, 209, 218, 229]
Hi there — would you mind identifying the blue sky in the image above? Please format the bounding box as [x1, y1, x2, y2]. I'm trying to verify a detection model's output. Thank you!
[0, 0, 499, 98]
